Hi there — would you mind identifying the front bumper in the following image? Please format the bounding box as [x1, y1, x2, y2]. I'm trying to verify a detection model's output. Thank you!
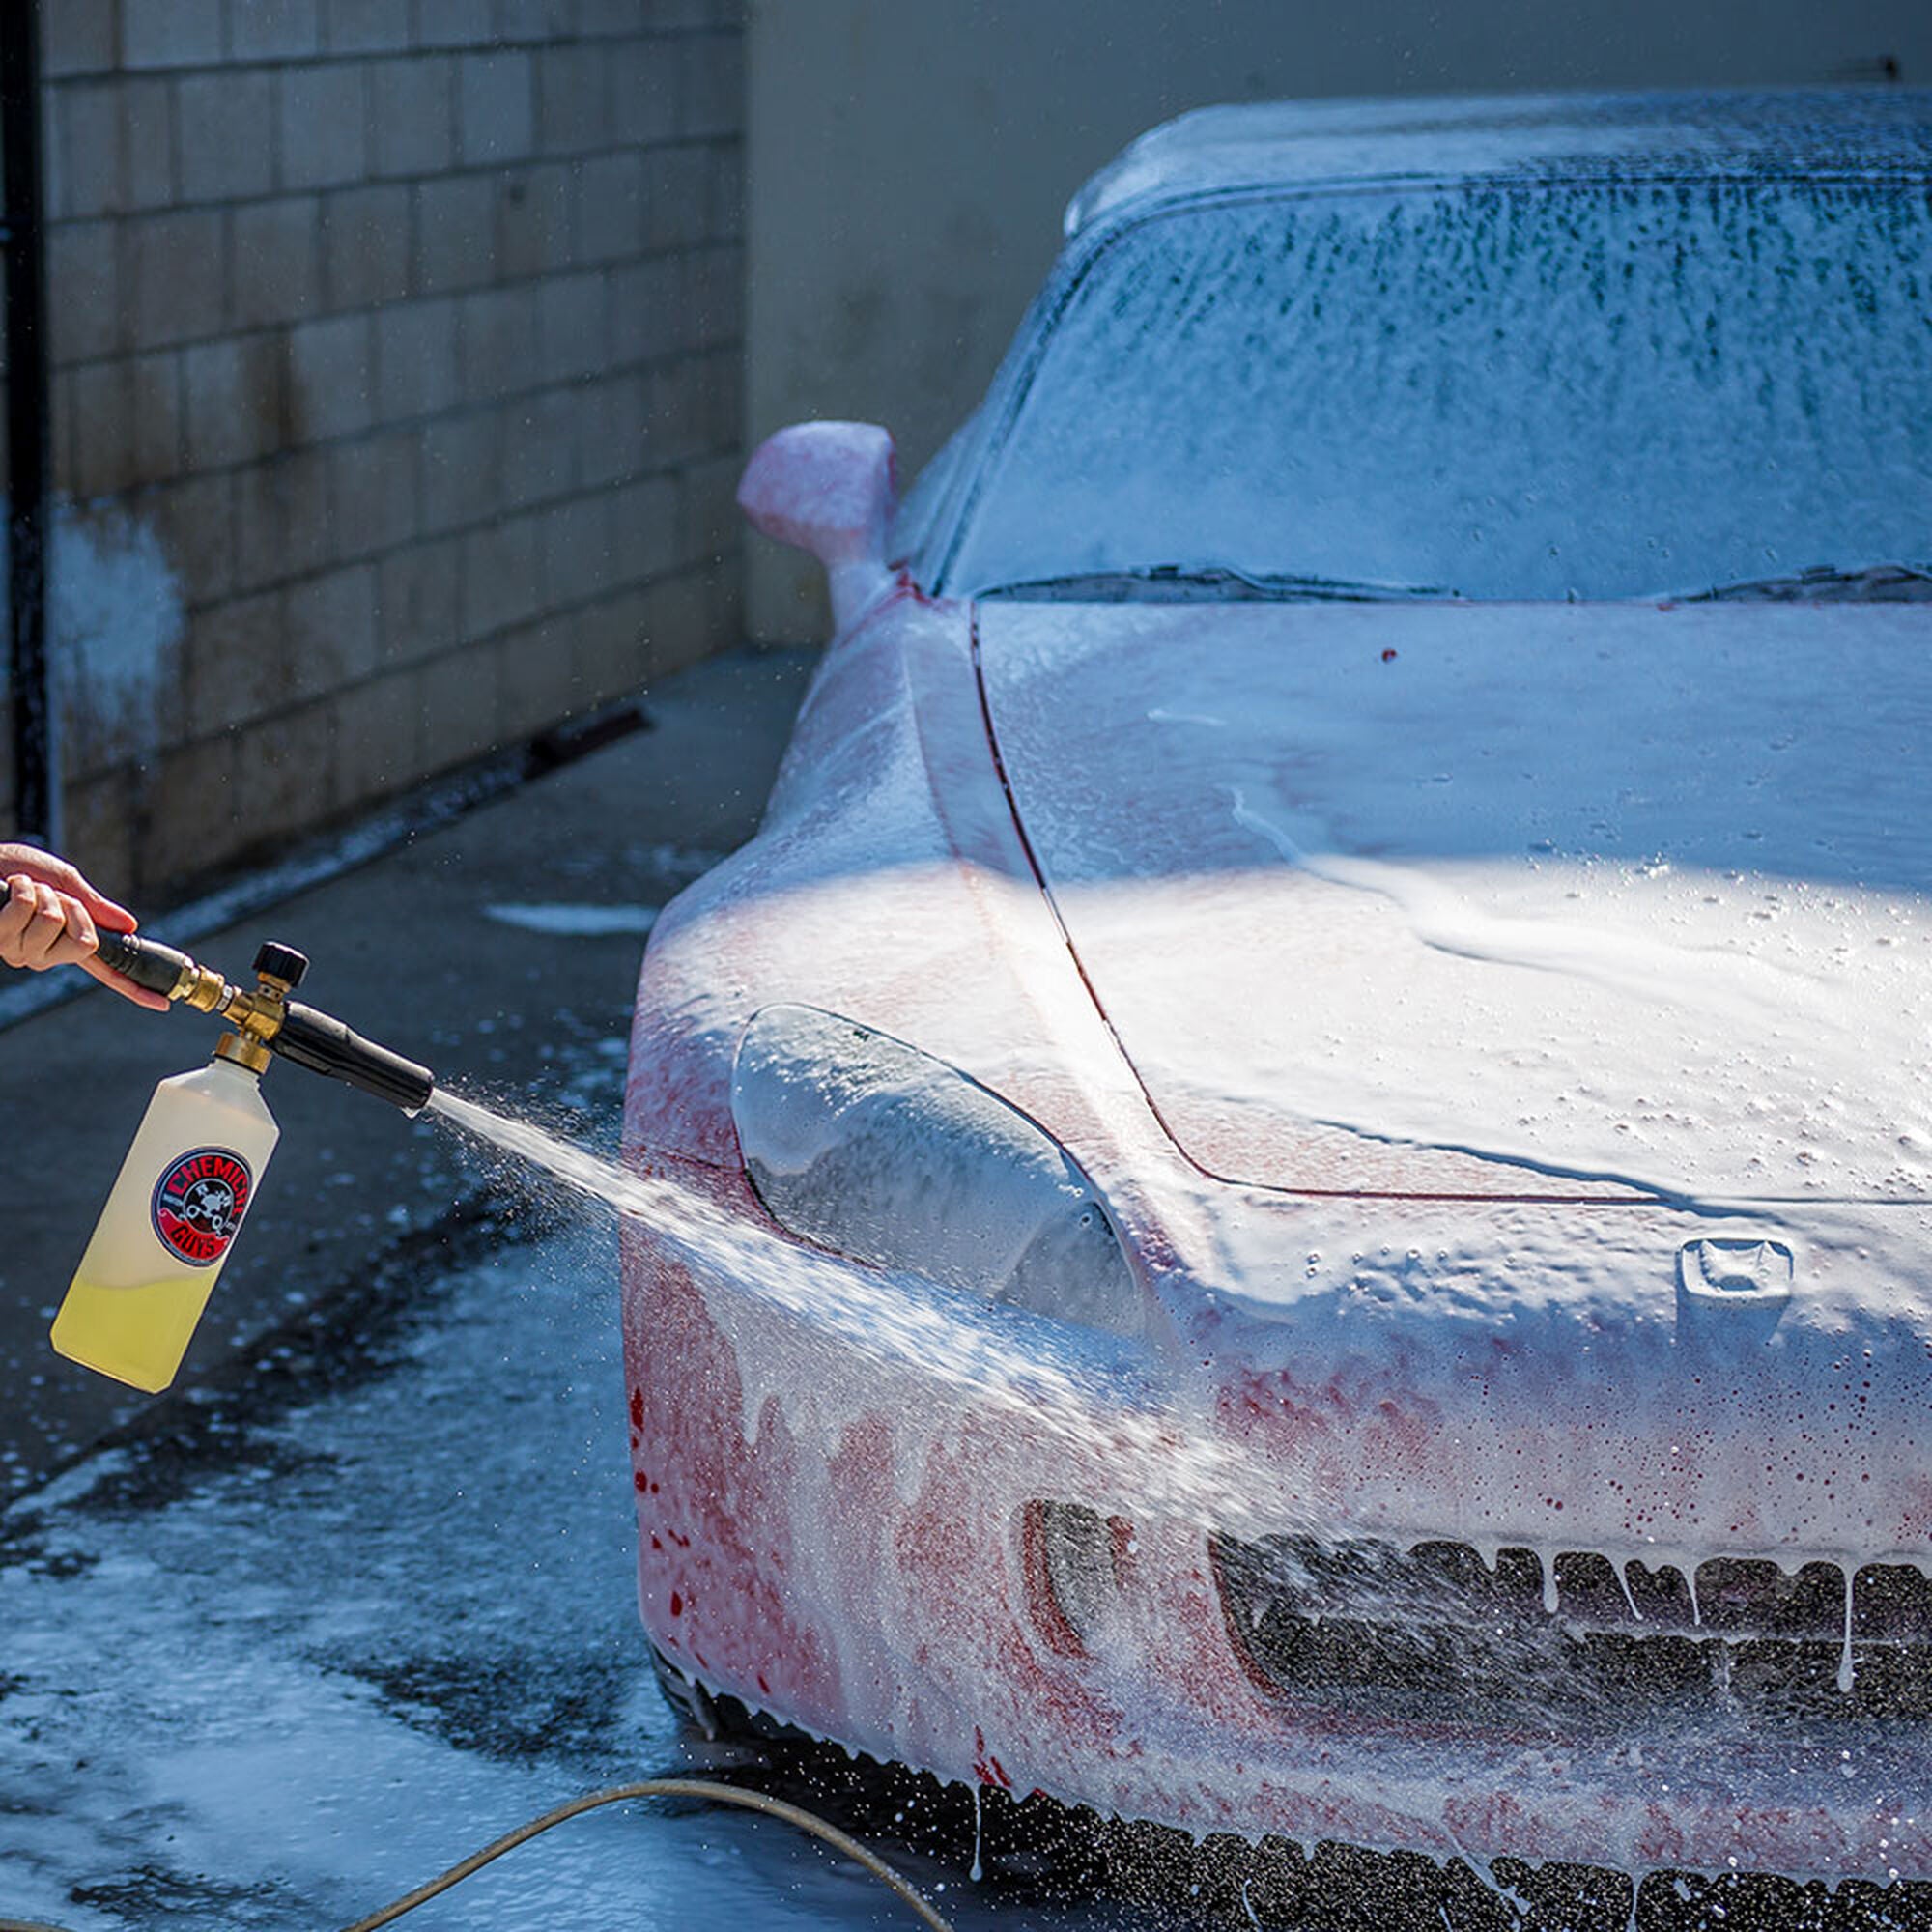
[617, 1164, 1932, 1882]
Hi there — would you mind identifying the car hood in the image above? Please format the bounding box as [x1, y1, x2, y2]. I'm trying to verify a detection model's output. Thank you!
[976, 598, 1932, 1207]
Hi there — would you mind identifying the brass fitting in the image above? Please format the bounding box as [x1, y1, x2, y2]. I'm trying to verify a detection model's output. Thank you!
[214, 1030, 272, 1074]
[171, 959, 231, 1012]
[212, 952, 299, 1074]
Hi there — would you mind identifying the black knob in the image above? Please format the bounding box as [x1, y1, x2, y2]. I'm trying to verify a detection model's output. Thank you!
[254, 941, 309, 989]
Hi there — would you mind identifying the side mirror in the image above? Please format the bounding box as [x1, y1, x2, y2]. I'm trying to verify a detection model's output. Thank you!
[737, 421, 896, 632]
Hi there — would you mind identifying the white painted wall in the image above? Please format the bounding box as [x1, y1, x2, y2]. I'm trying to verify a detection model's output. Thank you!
[746, 0, 1928, 639]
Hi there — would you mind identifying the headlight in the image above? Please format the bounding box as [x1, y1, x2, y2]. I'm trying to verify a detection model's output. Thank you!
[730, 1004, 1143, 1337]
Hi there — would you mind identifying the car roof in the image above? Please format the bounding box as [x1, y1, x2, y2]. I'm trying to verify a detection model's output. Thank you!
[1064, 88, 1932, 238]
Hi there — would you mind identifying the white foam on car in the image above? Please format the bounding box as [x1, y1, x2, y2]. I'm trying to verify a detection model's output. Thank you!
[555, 588, 1932, 1876]
[978, 598, 1932, 1209]
[430, 1090, 1267, 1534]
[953, 178, 1932, 605]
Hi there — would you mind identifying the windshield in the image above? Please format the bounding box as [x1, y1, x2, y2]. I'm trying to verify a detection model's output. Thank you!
[943, 180, 1932, 601]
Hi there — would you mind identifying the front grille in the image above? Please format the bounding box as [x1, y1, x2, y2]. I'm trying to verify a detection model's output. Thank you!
[1210, 1534, 1932, 1730]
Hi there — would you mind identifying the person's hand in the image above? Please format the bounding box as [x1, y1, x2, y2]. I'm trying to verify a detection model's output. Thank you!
[0, 844, 170, 1011]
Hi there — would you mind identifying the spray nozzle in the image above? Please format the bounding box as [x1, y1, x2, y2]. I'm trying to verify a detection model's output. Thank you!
[89, 926, 435, 1115]
[269, 999, 435, 1114]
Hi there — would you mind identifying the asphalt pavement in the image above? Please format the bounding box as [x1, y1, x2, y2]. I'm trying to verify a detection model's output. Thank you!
[0, 645, 816, 1503]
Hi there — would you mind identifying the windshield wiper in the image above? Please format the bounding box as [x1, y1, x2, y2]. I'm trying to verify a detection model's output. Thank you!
[977, 563, 1460, 603]
[1682, 561, 1932, 604]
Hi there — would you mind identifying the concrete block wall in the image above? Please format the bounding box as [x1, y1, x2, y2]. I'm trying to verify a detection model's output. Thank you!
[6, 0, 745, 901]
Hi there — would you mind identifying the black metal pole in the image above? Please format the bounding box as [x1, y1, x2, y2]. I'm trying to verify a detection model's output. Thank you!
[1, 0, 58, 849]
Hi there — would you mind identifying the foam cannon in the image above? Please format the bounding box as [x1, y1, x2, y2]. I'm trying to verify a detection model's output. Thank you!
[33, 915, 436, 1396]
[94, 928, 434, 1114]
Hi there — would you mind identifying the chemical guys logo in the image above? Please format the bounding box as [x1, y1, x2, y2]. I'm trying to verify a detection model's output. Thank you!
[151, 1148, 253, 1267]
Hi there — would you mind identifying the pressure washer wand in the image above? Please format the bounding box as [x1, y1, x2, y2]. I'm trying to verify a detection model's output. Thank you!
[90, 926, 436, 1115]
[1, 880, 434, 1113]
[26, 910, 439, 1393]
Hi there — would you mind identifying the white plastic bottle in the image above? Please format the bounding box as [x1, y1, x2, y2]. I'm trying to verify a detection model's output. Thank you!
[51, 1048, 280, 1393]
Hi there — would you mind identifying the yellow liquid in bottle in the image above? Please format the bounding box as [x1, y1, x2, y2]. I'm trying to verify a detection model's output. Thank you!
[51, 1056, 278, 1394]
[51, 1276, 222, 1396]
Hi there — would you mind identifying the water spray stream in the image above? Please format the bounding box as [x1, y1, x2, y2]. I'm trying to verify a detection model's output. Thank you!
[427, 1090, 668, 1217]
[424, 1089, 1309, 1548]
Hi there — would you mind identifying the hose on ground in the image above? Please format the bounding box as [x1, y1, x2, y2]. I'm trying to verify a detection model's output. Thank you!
[1, 1775, 956, 1932]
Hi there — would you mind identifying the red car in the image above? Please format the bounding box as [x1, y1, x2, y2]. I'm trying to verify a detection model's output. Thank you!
[622, 91, 1932, 1889]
